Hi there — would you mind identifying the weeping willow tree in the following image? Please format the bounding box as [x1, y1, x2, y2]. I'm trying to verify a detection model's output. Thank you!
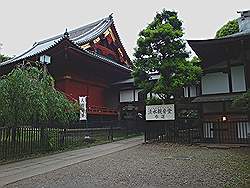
[0, 63, 79, 127]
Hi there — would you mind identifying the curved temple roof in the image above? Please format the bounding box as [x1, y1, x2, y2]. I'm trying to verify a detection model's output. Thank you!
[188, 10, 250, 67]
[188, 32, 250, 67]
[1, 15, 120, 67]
[38, 15, 113, 45]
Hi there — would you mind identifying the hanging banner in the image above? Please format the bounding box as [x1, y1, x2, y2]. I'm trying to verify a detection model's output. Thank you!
[146, 104, 175, 121]
[79, 96, 87, 120]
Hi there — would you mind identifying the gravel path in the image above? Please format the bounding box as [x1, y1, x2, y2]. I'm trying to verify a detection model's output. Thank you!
[5, 143, 250, 188]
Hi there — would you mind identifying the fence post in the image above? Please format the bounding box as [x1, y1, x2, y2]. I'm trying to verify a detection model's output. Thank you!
[188, 127, 191, 144]
[200, 120, 204, 143]
[40, 127, 44, 151]
[11, 127, 17, 158]
[60, 128, 66, 147]
[110, 123, 113, 142]
[144, 121, 147, 143]
[41, 127, 48, 151]
[125, 121, 128, 138]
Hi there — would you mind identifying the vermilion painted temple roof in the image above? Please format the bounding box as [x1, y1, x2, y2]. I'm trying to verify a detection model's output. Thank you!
[1, 15, 131, 72]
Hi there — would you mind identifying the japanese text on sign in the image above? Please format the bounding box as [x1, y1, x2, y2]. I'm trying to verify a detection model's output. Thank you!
[79, 96, 87, 120]
[146, 104, 175, 121]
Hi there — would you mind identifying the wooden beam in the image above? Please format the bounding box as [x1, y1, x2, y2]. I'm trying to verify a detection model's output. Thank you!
[242, 40, 250, 90]
[226, 47, 233, 93]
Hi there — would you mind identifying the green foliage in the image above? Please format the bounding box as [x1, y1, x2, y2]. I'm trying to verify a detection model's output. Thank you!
[0, 64, 79, 127]
[215, 19, 239, 38]
[48, 129, 59, 150]
[190, 56, 201, 66]
[145, 96, 164, 105]
[133, 9, 202, 104]
[0, 54, 11, 63]
[232, 90, 250, 110]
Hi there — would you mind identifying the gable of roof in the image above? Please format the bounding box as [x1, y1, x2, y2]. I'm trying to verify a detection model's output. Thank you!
[67, 41, 132, 72]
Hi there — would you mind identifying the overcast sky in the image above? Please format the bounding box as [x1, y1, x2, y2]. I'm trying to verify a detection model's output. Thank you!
[0, 0, 249, 59]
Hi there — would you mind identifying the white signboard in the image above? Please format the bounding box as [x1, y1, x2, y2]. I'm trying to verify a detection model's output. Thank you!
[79, 96, 87, 120]
[146, 104, 175, 121]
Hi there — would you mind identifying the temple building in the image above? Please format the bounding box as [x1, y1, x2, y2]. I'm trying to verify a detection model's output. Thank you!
[187, 10, 250, 142]
[0, 15, 133, 121]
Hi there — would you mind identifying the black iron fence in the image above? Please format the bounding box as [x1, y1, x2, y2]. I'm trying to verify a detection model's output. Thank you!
[201, 120, 250, 144]
[144, 119, 250, 144]
[1, 119, 248, 162]
[144, 119, 200, 144]
[0, 120, 144, 162]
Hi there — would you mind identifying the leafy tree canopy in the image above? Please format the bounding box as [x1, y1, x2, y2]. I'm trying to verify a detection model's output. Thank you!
[133, 9, 202, 104]
[0, 54, 11, 63]
[215, 19, 239, 38]
[0, 63, 79, 127]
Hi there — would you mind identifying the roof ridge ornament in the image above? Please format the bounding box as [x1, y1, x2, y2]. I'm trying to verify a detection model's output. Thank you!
[237, 10, 250, 33]
[64, 28, 69, 38]
[109, 13, 114, 20]
[237, 10, 250, 18]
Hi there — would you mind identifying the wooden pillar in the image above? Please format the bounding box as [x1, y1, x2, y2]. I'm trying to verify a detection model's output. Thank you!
[226, 47, 233, 93]
[199, 70, 204, 96]
[242, 40, 250, 90]
[227, 62, 233, 93]
[133, 84, 136, 120]
[241, 40, 250, 122]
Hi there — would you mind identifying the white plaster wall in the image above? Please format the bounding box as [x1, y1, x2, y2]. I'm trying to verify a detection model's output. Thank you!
[147, 93, 151, 99]
[202, 72, 229, 95]
[134, 89, 142, 101]
[120, 89, 142, 102]
[183, 87, 188, 97]
[183, 86, 197, 97]
[231, 65, 246, 92]
[120, 90, 133, 102]
[190, 86, 197, 97]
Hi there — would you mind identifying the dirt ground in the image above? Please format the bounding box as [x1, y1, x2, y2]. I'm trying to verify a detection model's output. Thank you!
[5, 143, 250, 188]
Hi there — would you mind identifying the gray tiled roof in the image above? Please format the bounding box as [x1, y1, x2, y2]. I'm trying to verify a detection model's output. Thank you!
[38, 15, 113, 45]
[1, 15, 113, 66]
[0, 38, 63, 66]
